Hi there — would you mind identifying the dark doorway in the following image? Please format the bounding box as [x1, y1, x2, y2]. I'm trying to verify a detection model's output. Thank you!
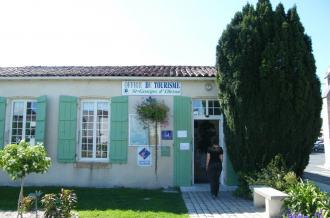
[194, 120, 219, 183]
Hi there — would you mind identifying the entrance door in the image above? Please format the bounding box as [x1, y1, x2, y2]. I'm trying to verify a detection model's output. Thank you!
[173, 96, 193, 186]
[194, 120, 219, 183]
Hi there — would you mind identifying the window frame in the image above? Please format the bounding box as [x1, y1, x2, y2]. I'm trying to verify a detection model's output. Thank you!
[128, 113, 161, 147]
[192, 99, 221, 118]
[9, 99, 37, 145]
[79, 99, 110, 162]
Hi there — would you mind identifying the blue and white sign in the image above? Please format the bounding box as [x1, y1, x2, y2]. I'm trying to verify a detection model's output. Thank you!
[137, 147, 152, 166]
[122, 81, 181, 96]
[161, 130, 173, 140]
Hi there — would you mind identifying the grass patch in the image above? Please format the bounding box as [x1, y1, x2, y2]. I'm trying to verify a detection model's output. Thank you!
[0, 186, 188, 218]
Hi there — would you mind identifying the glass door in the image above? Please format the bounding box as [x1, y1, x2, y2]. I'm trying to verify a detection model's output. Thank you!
[193, 119, 219, 183]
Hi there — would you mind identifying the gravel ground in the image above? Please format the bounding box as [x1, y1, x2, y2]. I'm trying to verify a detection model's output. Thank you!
[0, 211, 79, 218]
[0, 211, 44, 218]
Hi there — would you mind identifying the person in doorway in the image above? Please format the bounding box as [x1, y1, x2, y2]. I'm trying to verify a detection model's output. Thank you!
[206, 139, 223, 198]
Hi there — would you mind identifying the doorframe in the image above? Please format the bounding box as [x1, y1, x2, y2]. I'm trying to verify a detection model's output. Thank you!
[192, 115, 225, 185]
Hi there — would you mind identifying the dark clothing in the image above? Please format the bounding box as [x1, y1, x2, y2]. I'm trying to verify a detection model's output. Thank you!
[207, 146, 223, 197]
[208, 146, 223, 165]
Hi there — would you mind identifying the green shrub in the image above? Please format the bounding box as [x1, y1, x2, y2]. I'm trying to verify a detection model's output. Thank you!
[284, 181, 330, 217]
[41, 189, 77, 218]
[246, 155, 298, 192]
[41, 193, 58, 218]
[233, 174, 252, 200]
[21, 196, 34, 212]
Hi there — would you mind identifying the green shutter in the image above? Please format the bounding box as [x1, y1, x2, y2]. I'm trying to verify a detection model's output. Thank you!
[173, 96, 192, 186]
[35, 95, 47, 145]
[0, 97, 6, 148]
[110, 96, 128, 164]
[57, 96, 77, 163]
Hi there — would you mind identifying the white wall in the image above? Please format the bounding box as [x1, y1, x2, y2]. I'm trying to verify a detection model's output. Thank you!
[323, 69, 330, 169]
[0, 78, 218, 188]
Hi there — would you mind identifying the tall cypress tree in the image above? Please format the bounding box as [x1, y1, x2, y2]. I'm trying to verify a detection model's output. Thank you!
[216, 0, 321, 176]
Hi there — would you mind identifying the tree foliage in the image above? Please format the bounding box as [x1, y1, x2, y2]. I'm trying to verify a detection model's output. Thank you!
[0, 141, 51, 217]
[216, 0, 321, 176]
[136, 97, 169, 175]
[0, 141, 51, 180]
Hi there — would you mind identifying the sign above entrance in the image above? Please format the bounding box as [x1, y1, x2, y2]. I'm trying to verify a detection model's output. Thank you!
[122, 81, 181, 96]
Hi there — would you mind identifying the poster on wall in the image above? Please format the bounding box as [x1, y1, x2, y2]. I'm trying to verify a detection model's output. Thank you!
[137, 147, 152, 167]
[129, 115, 149, 146]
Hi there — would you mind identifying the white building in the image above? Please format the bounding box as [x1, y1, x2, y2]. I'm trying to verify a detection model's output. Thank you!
[0, 66, 237, 188]
[322, 67, 330, 169]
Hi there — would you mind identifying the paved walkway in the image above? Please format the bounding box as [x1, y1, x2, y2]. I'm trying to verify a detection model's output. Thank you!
[181, 185, 265, 218]
[303, 152, 330, 194]
[304, 152, 330, 181]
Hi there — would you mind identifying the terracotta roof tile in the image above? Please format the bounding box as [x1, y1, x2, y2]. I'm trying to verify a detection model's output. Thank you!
[0, 66, 216, 78]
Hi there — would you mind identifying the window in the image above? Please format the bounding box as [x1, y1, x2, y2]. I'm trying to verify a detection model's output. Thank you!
[208, 100, 221, 116]
[193, 99, 221, 117]
[129, 114, 160, 146]
[10, 100, 37, 145]
[80, 101, 109, 161]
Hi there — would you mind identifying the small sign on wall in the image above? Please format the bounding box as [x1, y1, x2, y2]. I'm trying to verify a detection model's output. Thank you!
[177, 130, 187, 138]
[137, 147, 152, 166]
[180, 143, 190, 150]
[161, 130, 173, 140]
[161, 146, 171, 157]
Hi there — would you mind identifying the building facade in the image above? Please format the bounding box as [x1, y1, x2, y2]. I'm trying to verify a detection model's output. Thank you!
[0, 66, 237, 188]
[322, 67, 330, 169]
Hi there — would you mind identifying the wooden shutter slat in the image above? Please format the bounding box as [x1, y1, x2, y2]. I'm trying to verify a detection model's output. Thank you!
[110, 96, 128, 163]
[57, 96, 77, 163]
[0, 97, 6, 148]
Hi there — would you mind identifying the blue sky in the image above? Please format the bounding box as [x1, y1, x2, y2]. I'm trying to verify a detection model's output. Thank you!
[0, 0, 328, 86]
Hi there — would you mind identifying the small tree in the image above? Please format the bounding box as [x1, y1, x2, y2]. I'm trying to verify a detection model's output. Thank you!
[0, 141, 51, 218]
[136, 97, 169, 176]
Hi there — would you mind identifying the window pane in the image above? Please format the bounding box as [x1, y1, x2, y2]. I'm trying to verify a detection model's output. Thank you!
[192, 100, 202, 108]
[25, 101, 36, 144]
[81, 103, 94, 158]
[208, 108, 214, 115]
[13, 102, 24, 115]
[12, 136, 22, 144]
[11, 102, 24, 144]
[96, 102, 109, 159]
[81, 101, 109, 159]
[192, 99, 206, 116]
[214, 108, 221, 115]
[81, 151, 87, 157]
[213, 100, 220, 108]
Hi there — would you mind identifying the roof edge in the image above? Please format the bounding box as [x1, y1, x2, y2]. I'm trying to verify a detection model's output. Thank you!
[0, 76, 216, 81]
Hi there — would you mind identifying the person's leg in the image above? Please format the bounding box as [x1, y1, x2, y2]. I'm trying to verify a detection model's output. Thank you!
[214, 166, 222, 197]
[212, 164, 219, 196]
[214, 172, 220, 196]
[208, 164, 214, 196]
